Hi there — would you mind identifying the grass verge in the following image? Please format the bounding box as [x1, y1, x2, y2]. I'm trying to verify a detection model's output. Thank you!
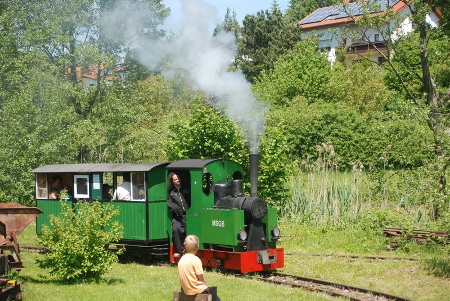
[14, 220, 450, 301]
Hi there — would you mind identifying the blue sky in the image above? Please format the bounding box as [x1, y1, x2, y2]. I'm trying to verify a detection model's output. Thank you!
[163, 0, 291, 30]
[202, 0, 291, 22]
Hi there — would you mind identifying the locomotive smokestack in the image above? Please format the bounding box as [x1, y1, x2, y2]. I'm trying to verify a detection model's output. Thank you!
[250, 153, 259, 197]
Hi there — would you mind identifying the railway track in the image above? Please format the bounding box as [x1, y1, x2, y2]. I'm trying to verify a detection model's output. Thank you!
[238, 272, 412, 301]
[286, 253, 418, 261]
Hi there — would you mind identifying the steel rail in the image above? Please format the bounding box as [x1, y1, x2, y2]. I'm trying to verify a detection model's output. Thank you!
[285, 253, 418, 261]
[238, 272, 412, 301]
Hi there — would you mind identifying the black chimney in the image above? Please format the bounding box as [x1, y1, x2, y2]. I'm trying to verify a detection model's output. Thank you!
[249, 153, 259, 197]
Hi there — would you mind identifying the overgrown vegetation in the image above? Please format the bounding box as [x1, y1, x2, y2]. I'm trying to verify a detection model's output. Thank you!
[1, 0, 449, 256]
[37, 201, 123, 283]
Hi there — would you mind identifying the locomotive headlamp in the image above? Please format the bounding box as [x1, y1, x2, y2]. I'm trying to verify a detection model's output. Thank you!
[238, 230, 248, 241]
[271, 227, 281, 239]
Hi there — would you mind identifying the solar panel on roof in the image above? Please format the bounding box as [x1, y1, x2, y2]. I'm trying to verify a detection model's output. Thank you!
[299, 0, 401, 25]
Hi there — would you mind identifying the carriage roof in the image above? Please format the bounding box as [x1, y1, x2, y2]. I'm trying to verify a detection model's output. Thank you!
[30, 163, 168, 173]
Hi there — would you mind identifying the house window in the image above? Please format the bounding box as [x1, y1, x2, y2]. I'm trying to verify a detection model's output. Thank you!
[374, 34, 380, 42]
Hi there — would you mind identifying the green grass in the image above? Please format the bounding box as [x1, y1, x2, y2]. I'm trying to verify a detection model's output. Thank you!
[277, 221, 450, 301]
[18, 252, 337, 301]
[14, 218, 450, 301]
[16, 222, 334, 301]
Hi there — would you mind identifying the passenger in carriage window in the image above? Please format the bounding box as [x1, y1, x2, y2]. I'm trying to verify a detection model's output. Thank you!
[49, 175, 62, 194]
[167, 172, 189, 257]
[49, 190, 59, 199]
[113, 172, 139, 201]
[102, 183, 113, 200]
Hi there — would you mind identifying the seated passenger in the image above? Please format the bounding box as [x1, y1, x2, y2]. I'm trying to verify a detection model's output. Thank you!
[102, 184, 113, 200]
[112, 172, 139, 201]
[49, 190, 59, 199]
[49, 175, 62, 194]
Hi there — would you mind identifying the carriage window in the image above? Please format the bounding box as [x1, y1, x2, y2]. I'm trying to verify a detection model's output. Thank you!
[74, 175, 89, 199]
[36, 173, 48, 199]
[113, 172, 144, 201]
[132, 172, 145, 200]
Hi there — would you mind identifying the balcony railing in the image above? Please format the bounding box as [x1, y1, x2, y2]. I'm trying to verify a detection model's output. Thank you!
[346, 42, 387, 53]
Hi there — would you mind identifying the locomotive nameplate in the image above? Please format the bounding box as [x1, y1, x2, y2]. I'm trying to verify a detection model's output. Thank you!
[212, 220, 225, 227]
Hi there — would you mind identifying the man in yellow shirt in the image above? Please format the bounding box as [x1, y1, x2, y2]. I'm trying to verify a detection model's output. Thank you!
[177, 235, 220, 300]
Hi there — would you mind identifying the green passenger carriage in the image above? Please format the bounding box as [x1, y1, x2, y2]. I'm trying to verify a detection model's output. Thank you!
[31, 158, 284, 273]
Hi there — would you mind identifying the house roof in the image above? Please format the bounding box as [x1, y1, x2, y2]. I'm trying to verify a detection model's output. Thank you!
[67, 64, 121, 83]
[299, 0, 404, 29]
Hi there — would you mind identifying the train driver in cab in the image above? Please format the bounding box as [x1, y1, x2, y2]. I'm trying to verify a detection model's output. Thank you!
[167, 172, 189, 257]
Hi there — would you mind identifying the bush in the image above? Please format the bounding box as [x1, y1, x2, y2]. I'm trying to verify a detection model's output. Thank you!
[37, 201, 123, 283]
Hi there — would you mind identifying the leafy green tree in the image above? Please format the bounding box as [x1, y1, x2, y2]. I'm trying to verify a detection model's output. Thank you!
[165, 101, 248, 163]
[37, 201, 123, 283]
[237, 2, 302, 83]
[267, 100, 433, 170]
[334, 0, 450, 217]
[258, 115, 290, 205]
[254, 39, 331, 106]
[0, 55, 81, 204]
[0, 4, 26, 106]
[5, 0, 169, 116]
[326, 60, 392, 115]
[215, 8, 241, 40]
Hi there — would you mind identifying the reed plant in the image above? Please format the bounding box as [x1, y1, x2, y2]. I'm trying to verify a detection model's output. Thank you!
[281, 142, 450, 232]
[281, 142, 370, 228]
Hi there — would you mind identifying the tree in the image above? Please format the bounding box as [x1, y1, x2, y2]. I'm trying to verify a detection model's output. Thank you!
[214, 8, 242, 71]
[237, 2, 302, 83]
[343, 0, 450, 217]
[164, 100, 290, 204]
[0, 54, 81, 204]
[165, 101, 248, 163]
[215, 8, 241, 40]
[5, 0, 169, 116]
[254, 39, 331, 106]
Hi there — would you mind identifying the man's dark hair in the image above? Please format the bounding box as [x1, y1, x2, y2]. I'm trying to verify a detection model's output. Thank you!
[123, 172, 131, 182]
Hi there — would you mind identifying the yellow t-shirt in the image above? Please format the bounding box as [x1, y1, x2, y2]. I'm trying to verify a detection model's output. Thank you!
[178, 253, 208, 295]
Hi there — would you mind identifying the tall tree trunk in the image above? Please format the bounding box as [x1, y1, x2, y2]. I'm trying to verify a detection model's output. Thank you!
[418, 15, 446, 218]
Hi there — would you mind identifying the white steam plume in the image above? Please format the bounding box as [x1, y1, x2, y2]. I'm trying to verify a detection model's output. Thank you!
[102, 0, 268, 153]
